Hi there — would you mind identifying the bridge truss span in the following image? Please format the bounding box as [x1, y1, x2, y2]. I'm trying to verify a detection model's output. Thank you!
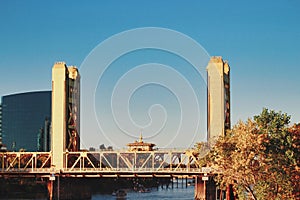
[64, 149, 202, 177]
[0, 149, 207, 178]
[0, 152, 52, 176]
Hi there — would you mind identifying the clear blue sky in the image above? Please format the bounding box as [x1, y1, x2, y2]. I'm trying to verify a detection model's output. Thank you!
[0, 1, 299, 149]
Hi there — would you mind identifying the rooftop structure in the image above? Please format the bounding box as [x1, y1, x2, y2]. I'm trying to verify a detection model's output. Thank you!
[127, 133, 156, 151]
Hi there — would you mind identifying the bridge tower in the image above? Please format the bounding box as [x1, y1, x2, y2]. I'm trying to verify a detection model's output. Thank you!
[195, 57, 232, 200]
[51, 62, 80, 170]
[207, 56, 231, 143]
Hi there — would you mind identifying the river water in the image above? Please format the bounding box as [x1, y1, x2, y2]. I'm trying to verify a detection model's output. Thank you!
[4, 182, 195, 200]
[92, 186, 195, 200]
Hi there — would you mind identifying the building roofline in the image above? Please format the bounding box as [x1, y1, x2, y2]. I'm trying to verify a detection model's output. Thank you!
[1, 90, 51, 98]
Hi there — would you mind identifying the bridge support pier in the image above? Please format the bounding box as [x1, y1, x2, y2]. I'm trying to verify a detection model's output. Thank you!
[194, 176, 236, 200]
[47, 177, 92, 200]
[185, 177, 188, 188]
[194, 176, 216, 200]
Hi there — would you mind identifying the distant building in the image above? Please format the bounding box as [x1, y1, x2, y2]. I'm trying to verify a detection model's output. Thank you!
[207, 56, 231, 142]
[0, 91, 51, 151]
[127, 134, 156, 151]
[52, 62, 80, 169]
[0, 104, 6, 151]
[0, 104, 2, 143]
[37, 117, 51, 151]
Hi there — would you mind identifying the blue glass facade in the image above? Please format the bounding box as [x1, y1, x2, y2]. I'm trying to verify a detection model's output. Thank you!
[1, 91, 51, 152]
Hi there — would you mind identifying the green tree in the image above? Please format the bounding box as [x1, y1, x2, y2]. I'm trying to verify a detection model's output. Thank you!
[254, 108, 297, 199]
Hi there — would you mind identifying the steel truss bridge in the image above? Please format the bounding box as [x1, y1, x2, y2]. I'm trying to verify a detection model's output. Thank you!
[0, 149, 211, 178]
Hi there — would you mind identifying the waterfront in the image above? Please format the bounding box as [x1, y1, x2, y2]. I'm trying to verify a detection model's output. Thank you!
[92, 186, 194, 200]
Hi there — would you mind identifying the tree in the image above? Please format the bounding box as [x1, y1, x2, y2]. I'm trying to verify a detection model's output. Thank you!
[99, 144, 106, 150]
[203, 109, 300, 199]
[254, 108, 297, 199]
[89, 147, 96, 151]
[286, 123, 300, 199]
[208, 119, 265, 200]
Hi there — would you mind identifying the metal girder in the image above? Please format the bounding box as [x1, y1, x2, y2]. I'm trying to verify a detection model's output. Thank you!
[62, 150, 202, 175]
[0, 152, 51, 173]
[0, 149, 210, 176]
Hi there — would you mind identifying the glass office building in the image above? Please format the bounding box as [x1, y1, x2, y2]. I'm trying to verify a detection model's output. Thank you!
[1, 91, 51, 152]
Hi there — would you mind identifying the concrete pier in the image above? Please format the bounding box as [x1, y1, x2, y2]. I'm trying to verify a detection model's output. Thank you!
[194, 176, 216, 200]
[47, 177, 91, 200]
[194, 175, 236, 200]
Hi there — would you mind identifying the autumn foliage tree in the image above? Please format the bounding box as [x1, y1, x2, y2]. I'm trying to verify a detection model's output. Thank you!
[200, 108, 300, 200]
[208, 119, 266, 200]
[287, 123, 300, 198]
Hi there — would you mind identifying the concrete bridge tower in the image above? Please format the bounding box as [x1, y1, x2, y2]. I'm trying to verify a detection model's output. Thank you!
[51, 62, 80, 170]
[195, 57, 232, 200]
[207, 56, 231, 143]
